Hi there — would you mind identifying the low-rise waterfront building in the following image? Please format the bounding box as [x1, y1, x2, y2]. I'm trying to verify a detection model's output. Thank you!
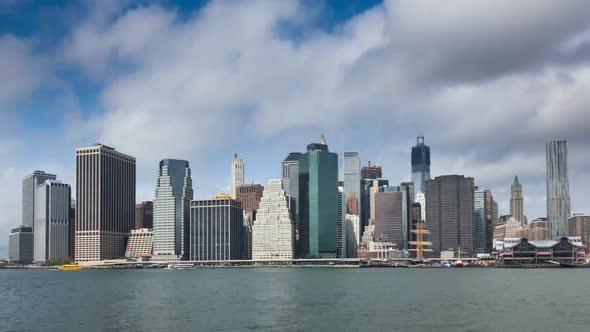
[126, 228, 153, 260]
[8, 226, 34, 264]
[567, 213, 590, 246]
[499, 237, 585, 265]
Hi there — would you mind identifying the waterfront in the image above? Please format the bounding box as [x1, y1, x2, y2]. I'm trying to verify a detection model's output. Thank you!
[2, 269, 590, 331]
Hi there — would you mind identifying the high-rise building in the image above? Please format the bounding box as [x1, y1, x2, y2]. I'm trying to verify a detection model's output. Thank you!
[153, 159, 193, 261]
[34, 180, 71, 263]
[374, 191, 404, 248]
[135, 201, 153, 230]
[361, 161, 382, 180]
[298, 134, 338, 258]
[281, 153, 301, 244]
[474, 189, 486, 254]
[343, 151, 361, 218]
[69, 201, 75, 260]
[416, 191, 426, 222]
[251, 180, 295, 260]
[345, 214, 360, 258]
[8, 226, 34, 264]
[337, 186, 345, 258]
[125, 228, 153, 259]
[22, 170, 56, 228]
[75, 144, 136, 262]
[567, 214, 590, 246]
[546, 140, 571, 238]
[510, 175, 524, 225]
[484, 190, 495, 253]
[411, 136, 431, 198]
[360, 179, 389, 232]
[190, 195, 244, 261]
[231, 154, 244, 199]
[426, 175, 475, 257]
[377, 183, 413, 249]
[236, 183, 264, 221]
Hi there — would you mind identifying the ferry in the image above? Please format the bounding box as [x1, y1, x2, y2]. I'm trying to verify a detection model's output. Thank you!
[166, 263, 195, 270]
[58, 263, 83, 271]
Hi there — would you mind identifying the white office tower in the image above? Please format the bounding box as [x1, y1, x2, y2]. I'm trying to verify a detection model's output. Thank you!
[252, 179, 295, 260]
[416, 192, 426, 222]
[34, 180, 71, 263]
[345, 214, 360, 258]
[546, 140, 570, 238]
[231, 153, 244, 199]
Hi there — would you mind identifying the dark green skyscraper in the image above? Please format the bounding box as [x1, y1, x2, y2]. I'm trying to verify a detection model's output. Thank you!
[298, 134, 338, 258]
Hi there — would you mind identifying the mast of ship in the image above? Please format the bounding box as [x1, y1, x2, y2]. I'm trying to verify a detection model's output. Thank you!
[409, 220, 432, 259]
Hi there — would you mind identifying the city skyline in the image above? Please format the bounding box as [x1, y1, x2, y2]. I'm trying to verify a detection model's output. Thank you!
[2, 1, 590, 257]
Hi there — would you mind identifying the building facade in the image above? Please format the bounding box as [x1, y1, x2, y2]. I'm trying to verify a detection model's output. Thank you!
[568, 214, 590, 246]
[411, 136, 431, 198]
[231, 154, 244, 199]
[546, 140, 571, 238]
[75, 144, 136, 262]
[34, 180, 71, 263]
[374, 191, 404, 248]
[510, 175, 524, 225]
[22, 170, 56, 228]
[236, 183, 264, 221]
[361, 162, 382, 180]
[281, 153, 302, 245]
[153, 159, 193, 261]
[251, 180, 295, 260]
[190, 196, 244, 261]
[125, 228, 153, 259]
[135, 201, 153, 230]
[8, 226, 34, 264]
[426, 175, 475, 257]
[416, 191, 426, 222]
[298, 134, 338, 257]
[343, 151, 361, 222]
[474, 189, 486, 254]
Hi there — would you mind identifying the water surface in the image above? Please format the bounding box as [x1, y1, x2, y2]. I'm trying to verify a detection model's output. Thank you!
[1, 268, 589, 331]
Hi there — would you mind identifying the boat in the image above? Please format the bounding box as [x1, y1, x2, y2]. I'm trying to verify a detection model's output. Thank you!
[58, 263, 83, 271]
[452, 260, 464, 267]
[559, 262, 590, 268]
[166, 263, 195, 270]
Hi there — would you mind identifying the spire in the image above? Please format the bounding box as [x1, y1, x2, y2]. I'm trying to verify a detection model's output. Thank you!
[319, 134, 326, 145]
[234, 153, 238, 159]
[513, 175, 519, 185]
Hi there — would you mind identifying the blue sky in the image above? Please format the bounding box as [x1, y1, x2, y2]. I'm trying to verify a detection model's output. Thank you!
[2, 0, 590, 257]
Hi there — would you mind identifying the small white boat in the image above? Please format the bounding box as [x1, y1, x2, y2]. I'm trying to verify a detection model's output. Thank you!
[166, 263, 195, 270]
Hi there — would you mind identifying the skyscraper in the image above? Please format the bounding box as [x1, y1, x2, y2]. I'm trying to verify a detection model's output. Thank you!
[343, 151, 361, 218]
[153, 159, 193, 261]
[484, 190, 495, 252]
[416, 191, 426, 222]
[474, 189, 486, 254]
[75, 144, 136, 262]
[361, 161, 382, 180]
[546, 140, 571, 238]
[510, 175, 524, 225]
[282, 152, 301, 242]
[190, 194, 244, 261]
[22, 170, 56, 228]
[411, 136, 431, 198]
[251, 179, 295, 260]
[231, 154, 244, 199]
[374, 190, 404, 246]
[298, 134, 338, 258]
[34, 180, 71, 263]
[337, 184, 346, 258]
[426, 175, 475, 257]
[135, 201, 153, 230]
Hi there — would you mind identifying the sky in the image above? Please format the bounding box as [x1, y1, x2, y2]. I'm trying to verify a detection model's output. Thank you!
[1, 0, 590, 258]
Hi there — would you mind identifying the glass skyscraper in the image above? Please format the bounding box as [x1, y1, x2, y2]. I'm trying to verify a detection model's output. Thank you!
[343, 152, 361, 216]
[298, 135, 338, 258]
[153, 159, 193, 261]
[474, 189, 486, 254]
[282, 152, 301, 245]
[22, 170, 56, 228]
[411, 136, 431, 198]
[546, 140, 570, 238]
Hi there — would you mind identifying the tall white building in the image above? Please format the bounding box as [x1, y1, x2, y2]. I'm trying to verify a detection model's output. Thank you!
[546, 140, 570, 238]
[252, 179, 295, 260]
[231, 153, 244, 199]
[153, 159, 193, 261]
[416, 191, 426, 222]
[34, 180, 71, 263]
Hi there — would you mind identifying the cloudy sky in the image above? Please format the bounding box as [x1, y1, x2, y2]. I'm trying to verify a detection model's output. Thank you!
[1, 0, 589, 257]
